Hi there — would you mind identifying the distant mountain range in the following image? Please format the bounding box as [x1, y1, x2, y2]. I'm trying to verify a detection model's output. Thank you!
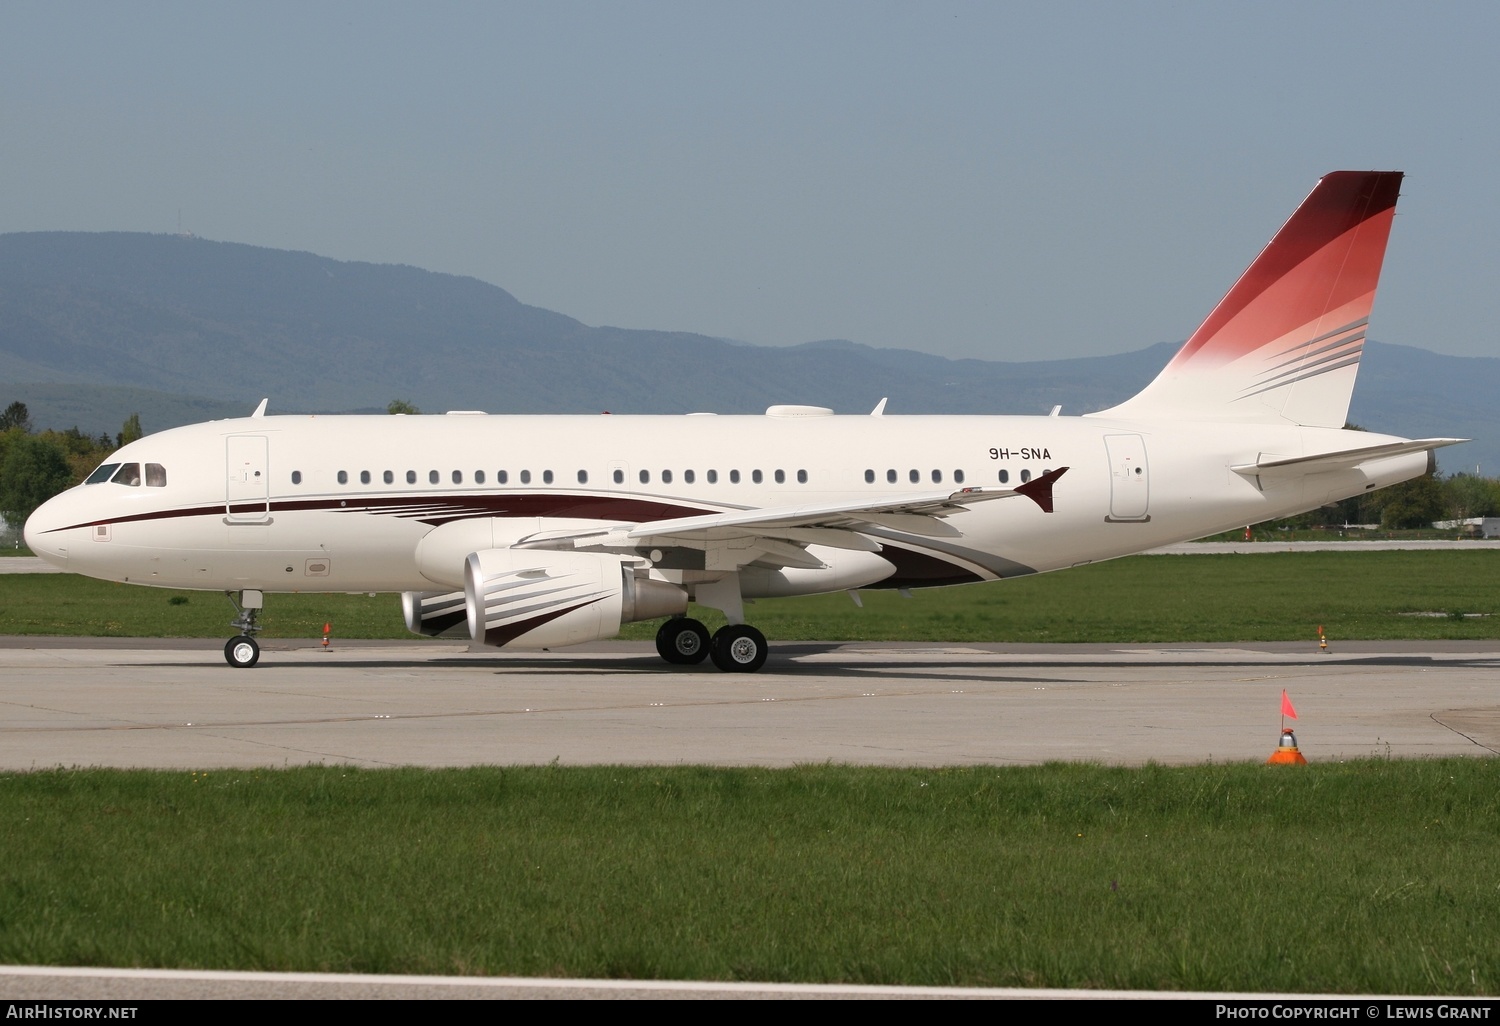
[1, 231, 1493, 474]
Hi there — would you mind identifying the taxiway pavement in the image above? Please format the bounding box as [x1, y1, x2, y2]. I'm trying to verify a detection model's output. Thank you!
[2, 638, 1496, 769]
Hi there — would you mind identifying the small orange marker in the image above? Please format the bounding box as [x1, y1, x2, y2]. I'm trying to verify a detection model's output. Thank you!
[322, 622, 331, 650]
[1267, 728, 1308, 765]
[1268, 690, 1306, 764]
[1318, 624, 1328, 653]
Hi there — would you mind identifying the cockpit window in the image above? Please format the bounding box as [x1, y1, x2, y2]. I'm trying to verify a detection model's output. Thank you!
[145, 463, 167, 487]
[110, 463, 142, 487]
[85, 463, 121, 484]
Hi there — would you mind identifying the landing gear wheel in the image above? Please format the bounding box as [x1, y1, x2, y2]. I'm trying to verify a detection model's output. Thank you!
[710, 624, 768, 673]
[225, 635, 260, 668]
[656, 618, 711, 664]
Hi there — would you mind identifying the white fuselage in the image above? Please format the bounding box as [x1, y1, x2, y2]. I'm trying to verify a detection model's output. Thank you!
[24, 410, 1427, 597]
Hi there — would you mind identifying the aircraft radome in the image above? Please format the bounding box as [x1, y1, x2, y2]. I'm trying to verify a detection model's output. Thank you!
[24, 171, 1463, 671]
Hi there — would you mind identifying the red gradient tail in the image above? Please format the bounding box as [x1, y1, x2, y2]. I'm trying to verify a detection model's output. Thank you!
[1095, 171, 1402, 427]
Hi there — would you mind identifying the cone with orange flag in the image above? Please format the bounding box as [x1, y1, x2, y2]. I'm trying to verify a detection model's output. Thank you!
[1267, 689, 1307, 765]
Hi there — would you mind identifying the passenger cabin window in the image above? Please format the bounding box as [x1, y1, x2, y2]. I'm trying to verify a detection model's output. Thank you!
[452, 470, 463, 484]
[999, 469, 1009, 484]
[954, 469, 965, 484]
[613, 469, 624, 484]
[886, 469, 897, 483]
[865, 469, 875, 483]
[707, 469, 718, 484]
[543, 470, 554, 484]
[498, 471, 508, 484]
[577, 470, 588, 484]
[797, 470, 807, 484]
[383, 470, 394, 484]
[475, 470, 485, 484]
[730, 470, 741, 484]
[752, 470, 763, 484]
[86, 463, 121, 484]
[337, 470, 348, 485]
[774, 470, 785, 484]
[429, 470, 439, 485]
[291, 470, 302, 485]
[145, 464, 166, 487]
[639, 469, 650, 484]
[407, 470, 417, 484]
[908, 469, 919, 483]
[1020, 469, 1032, 483]
[360, 471, 371, 484]
[661, 470, 673, 484]
[683, 470, 695, 484]
[931, 470, 942, 484]
[520, 470, 531, 484]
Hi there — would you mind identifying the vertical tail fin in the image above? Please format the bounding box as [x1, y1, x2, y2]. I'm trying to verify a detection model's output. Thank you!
[1095, 171, 1403, 427]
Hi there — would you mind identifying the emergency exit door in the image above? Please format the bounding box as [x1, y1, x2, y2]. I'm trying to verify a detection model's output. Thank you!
[1104, 433, 1150, 522]
[226, 435, 270, 522]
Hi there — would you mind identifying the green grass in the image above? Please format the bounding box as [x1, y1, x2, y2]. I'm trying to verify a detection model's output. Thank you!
[1, 761, 1496, 993]
[5, 550, 1498, 642]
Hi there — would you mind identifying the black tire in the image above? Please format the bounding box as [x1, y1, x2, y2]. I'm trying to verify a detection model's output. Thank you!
[656, 618, 711, 664]
[709, 624, 768, 673]
[225, 635, 260, 668]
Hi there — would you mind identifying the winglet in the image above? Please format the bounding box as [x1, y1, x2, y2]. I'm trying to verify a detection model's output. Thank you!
[1014, 466, 1069, 513]
[251, 398, 269, 418]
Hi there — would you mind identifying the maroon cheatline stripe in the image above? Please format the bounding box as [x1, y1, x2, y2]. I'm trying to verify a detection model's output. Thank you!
[43, 491, 719, 534]
[867, 544, 983, 589]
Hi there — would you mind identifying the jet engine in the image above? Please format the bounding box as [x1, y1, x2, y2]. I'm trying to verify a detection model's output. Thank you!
[464, 549, 687, 650]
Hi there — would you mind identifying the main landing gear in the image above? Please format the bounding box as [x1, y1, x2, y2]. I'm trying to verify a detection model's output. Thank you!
[656, 617, 710, 664]
[224, 589, 264, 668]
[654, 617, 769, 673]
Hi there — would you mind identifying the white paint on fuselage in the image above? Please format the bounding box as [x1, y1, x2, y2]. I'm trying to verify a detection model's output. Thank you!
[24, 411, 1428, 599]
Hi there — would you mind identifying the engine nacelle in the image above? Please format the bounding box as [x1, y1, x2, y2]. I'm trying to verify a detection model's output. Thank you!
[401, 590, 470, 638]
[464, 549, 687, 650]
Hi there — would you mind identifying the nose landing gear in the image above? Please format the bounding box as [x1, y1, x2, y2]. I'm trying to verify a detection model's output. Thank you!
[224, 589, 264, 668]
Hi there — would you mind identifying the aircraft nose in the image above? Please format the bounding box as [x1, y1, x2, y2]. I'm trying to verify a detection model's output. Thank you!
[23, 497, 69, 569]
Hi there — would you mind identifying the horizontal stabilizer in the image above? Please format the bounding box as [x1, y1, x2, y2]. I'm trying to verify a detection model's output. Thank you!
[1232, 438, 1466, 478]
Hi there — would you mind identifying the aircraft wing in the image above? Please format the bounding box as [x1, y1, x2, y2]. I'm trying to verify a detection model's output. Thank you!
[1232, 439, 1467, 478]
[514, 467, 1068, 571]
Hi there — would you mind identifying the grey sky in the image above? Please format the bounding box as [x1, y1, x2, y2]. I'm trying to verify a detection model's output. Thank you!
[3, 1, 1496, 362]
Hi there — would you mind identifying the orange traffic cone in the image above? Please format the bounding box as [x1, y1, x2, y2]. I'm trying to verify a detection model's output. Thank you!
[1318, 625, 1328, 653]
[1267, 728, 1307, 765]
[322, 622, 331, 651]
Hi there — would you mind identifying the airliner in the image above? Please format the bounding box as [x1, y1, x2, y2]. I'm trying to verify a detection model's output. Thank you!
[23, 171, 1462, 671]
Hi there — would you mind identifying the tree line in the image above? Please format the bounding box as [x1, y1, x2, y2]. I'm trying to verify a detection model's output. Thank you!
[0, 402, 141, 531]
